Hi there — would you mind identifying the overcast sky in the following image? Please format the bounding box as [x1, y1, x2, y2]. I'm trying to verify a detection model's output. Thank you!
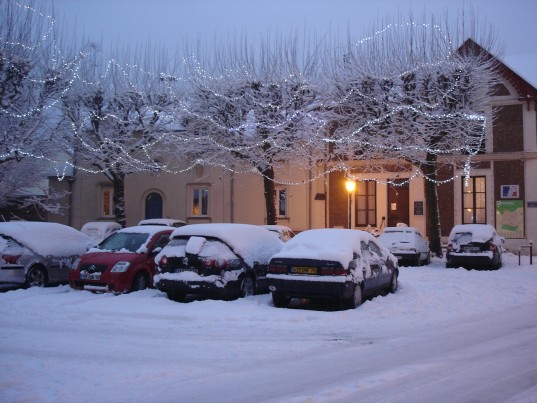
[51, 0, 536, 84]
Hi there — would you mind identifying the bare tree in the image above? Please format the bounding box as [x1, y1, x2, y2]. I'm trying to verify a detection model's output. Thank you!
[62, 46, 182, 226]
[323, 15, 499, 254]
[182, 35, 325, 224]
[0, 0, 81, 213]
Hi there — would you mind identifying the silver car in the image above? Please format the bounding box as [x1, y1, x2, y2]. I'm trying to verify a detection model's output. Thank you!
[0, 222, 95, 287]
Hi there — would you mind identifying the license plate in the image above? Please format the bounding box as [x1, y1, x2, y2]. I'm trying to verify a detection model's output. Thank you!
[291, 266, 317, 274]
[80, 272, 101, 280]
[463, 246, 480, 253]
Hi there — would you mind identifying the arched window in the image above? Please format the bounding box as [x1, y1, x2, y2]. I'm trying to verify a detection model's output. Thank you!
[145, 192, 163, 219]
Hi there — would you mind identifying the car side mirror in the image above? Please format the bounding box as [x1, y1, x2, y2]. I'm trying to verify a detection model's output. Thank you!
[150, 246, 163, 256]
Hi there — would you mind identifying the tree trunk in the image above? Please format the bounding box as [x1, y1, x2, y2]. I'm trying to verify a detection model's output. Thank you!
[111, 172, 126, 228]
[420, 153, 443, 257]
[260, 166, 277, 225]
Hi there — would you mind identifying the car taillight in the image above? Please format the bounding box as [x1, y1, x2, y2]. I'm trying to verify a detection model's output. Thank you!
[268, 263, 288, 274]
[320, 267, 348, 276]
[2, 255, 21, 264]
[159, 256, 169, 266]
[446, 243, 452, 252]
[201, 259, 229, 269]
[489, 241, 496, 252]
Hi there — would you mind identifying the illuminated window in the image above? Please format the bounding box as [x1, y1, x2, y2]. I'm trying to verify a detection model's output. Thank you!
[462, 176, 486, 224]
[355, 181, 376, 227]
[102, 187, 114, 217]
[192, 187, 209, 216]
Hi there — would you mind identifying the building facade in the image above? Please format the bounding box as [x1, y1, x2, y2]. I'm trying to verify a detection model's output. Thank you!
[49, 44, 536, 253]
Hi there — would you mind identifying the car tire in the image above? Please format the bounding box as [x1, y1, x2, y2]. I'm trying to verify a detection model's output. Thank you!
[272, 292, 290, 308]
[388, 272, 398, 293]
[344, 284, 362, 309]
[131, 272, 149, 292]
[26, 265, 47, 288]
[166, 291, 186, 302]
[239, 275, 255, 298]
[425, 253, 431, 265]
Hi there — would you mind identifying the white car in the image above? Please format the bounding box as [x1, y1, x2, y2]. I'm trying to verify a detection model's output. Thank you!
[378, 226, 431, 266]
[81, 221, 122, 243]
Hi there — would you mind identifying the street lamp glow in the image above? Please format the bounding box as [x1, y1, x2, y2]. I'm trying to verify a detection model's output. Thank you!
[345, 179, 356, 193]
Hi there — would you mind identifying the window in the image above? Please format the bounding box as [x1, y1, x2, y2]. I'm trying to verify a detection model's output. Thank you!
[462, 176, 486, 224]
[275, 187, 288, 217]
[191, 187, 209, 216]
[102, 187, 114, 217]
[355, 181, 376, 227]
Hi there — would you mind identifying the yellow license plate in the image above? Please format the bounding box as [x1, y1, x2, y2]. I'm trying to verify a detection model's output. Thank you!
[292, 266, 317, 274]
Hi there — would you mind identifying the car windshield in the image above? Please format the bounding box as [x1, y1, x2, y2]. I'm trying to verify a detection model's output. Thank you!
[380, 231, 414, 243]
[97, 232, 150, 252]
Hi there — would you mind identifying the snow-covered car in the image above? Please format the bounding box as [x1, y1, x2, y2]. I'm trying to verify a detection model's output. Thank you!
[154, 223, 283, 301]
[0, 222, 95, 287]
[69, 226, 174, 293]
[378, 226, 431, 266]
[260, 225, 295, 242]
[138, 218, 187, 227]
[446, 224, 504, 270]
[80, 221, 122, 243]
[267, 229, 399, 309]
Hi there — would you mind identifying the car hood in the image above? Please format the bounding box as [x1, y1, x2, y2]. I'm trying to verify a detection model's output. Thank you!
[79, 251, 142, 265]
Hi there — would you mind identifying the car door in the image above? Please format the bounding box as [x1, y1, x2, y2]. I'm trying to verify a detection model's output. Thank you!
[367, 241, 391, 290]
[360, 241, 380, 293]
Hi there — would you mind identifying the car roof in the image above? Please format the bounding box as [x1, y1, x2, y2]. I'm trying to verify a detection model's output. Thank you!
[449, 224, 497, 242]
[169, 223, 283, 266]
[271, 228, 383, 268]
[0, 221, 95, 256]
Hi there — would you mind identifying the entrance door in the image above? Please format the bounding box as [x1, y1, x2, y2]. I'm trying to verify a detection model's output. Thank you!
[387, 179, 409, 227]
[145, 192, 163, 219]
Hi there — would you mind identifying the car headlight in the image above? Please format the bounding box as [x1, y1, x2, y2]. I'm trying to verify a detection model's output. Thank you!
[111, 261, 131, 273]
[70, 257, 81, 270]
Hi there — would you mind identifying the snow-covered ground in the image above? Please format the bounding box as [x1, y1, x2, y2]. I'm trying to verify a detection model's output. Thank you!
[0, 254, 535, 403]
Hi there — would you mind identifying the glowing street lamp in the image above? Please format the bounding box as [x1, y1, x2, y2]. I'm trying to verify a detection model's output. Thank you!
[345, 179, 356, 229]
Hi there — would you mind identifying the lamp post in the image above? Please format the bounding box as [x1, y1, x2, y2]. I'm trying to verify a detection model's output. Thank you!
[345, 179, 356, 229]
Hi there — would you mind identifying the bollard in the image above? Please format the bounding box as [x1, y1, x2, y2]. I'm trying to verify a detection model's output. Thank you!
[518, 241, 533, 265]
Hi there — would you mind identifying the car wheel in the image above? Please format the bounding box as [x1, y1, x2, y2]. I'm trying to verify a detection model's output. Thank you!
[131, 272, 149, 292]
[166, 291, 186, 302]
[388, 272, 398, 293]
[26, 266, 47, 288]
[416, 255, 422, 267]
[239, 275, 255, 298]
[344, 284, 362, 309]
[272, 292, 290, 308]
[425, 253, 431, 265]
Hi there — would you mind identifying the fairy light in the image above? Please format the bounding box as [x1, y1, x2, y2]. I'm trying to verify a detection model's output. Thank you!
[1, 5, 491, 189]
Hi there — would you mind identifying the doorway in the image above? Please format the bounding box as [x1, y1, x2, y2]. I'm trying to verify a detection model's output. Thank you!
[145, 192, 163, 219]
[387, 179, 409, 227]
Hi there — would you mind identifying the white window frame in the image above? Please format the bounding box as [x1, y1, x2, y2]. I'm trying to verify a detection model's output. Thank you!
[190, 186, 209, 217]
[101, 187, 114, 218]
[275, 187, 288, 218]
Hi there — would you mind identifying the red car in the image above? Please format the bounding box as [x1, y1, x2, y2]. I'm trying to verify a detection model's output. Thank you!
[69, 226, 173, 293]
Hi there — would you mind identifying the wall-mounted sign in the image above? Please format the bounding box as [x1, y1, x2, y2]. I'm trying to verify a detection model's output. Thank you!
[413, 201, 424, 216]
[500, 185, 519, 199]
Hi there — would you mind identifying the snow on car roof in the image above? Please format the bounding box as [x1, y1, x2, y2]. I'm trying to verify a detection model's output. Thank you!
[0, 221, 95, 257]
[383, 226, 419, 233]
[81, 221, 121, 231]
[271, 228, 378, 268]
[118, 225, 174, 236]
[138, 219, 186, 226]
[169, 223, 283, 266]
[449, 224, 497, 243]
